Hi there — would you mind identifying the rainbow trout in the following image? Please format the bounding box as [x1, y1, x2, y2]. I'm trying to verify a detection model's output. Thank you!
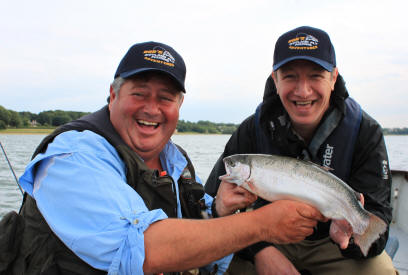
[219, 154, 387, 256]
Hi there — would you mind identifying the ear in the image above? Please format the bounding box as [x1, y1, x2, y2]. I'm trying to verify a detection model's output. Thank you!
[108, 85, 116, 111]
[330, 68, 339, 91]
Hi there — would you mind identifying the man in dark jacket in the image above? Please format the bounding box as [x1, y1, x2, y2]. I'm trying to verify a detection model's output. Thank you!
[205, 26, 396, 274]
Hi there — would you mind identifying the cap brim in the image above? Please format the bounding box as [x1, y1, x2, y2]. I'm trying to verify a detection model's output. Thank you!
[273, 56, 334, 72]
[119, 68, 186, 93]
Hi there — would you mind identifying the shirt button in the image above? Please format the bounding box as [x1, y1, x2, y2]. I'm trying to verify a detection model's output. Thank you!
[133, 219, 139, 224]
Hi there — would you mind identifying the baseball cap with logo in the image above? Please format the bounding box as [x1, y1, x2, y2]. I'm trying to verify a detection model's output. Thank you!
[273, 26, 336, 72]
[114, 41, 187, 92]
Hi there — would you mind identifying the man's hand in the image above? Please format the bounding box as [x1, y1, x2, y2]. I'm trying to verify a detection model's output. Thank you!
[214, 180, 257, 217]
[255, 246, 299, 275]
[256, 200, 327, 244]
[329, 193, 364, 249]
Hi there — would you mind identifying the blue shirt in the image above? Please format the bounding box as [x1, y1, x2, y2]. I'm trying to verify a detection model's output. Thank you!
[19, 130, 232, 275]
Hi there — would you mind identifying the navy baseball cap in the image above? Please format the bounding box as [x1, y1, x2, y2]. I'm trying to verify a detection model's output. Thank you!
[114, 41, 186, 92]
[273, 26, 336, 72]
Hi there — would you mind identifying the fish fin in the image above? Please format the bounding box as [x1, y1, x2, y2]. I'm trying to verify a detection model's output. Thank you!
[353, 213, 387, 256]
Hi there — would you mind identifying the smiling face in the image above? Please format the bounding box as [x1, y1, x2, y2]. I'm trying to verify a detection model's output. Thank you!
[272, 60, 338, 139]
[108, 72, 183, 164]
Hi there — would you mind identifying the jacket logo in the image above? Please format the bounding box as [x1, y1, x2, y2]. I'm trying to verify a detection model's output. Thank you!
[382, 160, 389, 180]
[323, 144, 334, 168]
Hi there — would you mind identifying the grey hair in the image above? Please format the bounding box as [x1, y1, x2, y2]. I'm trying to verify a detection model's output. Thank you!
[111, 77, 126, 96]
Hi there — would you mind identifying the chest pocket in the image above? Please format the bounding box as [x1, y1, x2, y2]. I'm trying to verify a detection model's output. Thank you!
[178, 168, 206, 219]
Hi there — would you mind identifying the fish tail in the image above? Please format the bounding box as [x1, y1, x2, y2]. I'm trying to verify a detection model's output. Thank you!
[353, 213, 387, 256]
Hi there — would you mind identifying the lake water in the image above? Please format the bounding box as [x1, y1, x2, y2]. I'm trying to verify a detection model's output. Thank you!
[0, 134, 407, 218]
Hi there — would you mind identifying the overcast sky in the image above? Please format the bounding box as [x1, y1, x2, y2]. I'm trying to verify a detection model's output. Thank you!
[1, 0, 407, 127]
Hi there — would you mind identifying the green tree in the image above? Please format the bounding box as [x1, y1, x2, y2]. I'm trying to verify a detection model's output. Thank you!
[9, 110, 22, 127]
[0, 120, 6, 129]
[52, 113, 71, 126]
[0, 105, 11, 125]
[37, 111, 54, 126]
[66, 111, 89, 121]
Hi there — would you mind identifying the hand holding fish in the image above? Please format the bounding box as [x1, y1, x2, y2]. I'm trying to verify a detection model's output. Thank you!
[214, 180, 258, 216]
[256, 200, 327, 244]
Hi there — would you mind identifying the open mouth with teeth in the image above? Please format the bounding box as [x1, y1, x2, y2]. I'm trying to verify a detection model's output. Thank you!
[137, 119, 160, 129]
[294, 100, 316, 106]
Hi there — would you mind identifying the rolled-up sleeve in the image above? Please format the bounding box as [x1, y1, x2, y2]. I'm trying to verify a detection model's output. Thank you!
[19, 130, 168, 275]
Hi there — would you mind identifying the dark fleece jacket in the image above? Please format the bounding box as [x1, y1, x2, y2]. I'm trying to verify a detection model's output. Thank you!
[205, 74, 391, 259]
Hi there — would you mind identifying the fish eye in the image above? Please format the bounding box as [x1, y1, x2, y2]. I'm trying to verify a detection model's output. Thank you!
[225, 158, 235, 167]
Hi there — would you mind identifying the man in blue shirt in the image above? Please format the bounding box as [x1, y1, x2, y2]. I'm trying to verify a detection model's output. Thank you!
[6, 41, 326, 275]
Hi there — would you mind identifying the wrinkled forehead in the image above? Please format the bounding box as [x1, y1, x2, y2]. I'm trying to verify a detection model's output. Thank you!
[126, 71, 183, 93]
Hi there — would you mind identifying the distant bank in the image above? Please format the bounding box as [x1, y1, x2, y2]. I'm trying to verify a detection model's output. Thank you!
[0, 128, 55, 134]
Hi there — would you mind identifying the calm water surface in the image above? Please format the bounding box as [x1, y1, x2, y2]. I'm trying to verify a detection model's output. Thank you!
[0, 134, 407, 218]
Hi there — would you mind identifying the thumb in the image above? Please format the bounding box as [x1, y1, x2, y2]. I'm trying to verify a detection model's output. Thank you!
[297, 204, 326, 221]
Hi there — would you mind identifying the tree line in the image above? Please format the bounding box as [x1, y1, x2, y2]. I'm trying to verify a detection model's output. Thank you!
[383, 128, 408, 135]
[177, 120, 237, 134]
[1, 105, 407, 135]
[0, 105, 90, 129]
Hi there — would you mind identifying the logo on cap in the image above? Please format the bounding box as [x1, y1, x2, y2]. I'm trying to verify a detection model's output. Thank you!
[143, 46, 175, 67]
[288, 33, 319, 50]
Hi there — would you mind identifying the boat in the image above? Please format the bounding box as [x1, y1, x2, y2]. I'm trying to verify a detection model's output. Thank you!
[389, 169, 408, 274]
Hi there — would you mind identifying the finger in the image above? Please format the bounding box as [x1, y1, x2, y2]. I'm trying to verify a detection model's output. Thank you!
[231, 186, 258, 202]
[297, 205, 326, 222]
[333, 219, 352, 233]
[220, 179, 237, 187]
[246, 180, 257, 193]
[233, 185, 251, 194]
[246, 192, 258, 202]
[360, 193, 365, 206]
[330, 221, 352, 249]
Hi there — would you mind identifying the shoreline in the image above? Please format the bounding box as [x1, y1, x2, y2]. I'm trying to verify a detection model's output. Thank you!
[0, 128, 55, 134]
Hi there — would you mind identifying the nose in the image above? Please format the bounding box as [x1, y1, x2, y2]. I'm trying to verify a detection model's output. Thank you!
[294, 77, 312, 98]
[143, 97, 160, 115]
